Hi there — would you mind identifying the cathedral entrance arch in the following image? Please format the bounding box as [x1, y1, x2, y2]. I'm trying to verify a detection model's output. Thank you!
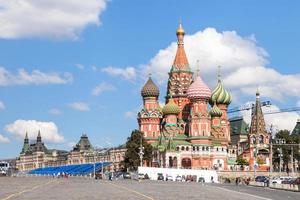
[181, 158, 191, 169]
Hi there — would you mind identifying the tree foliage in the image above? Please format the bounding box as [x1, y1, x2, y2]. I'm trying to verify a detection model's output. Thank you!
[236, 155, 249, 166]
[123, 130, 153, 171]
[273, 130, 299, 169]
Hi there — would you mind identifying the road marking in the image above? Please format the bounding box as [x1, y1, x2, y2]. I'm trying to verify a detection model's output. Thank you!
[214, 186, 272, 200]
[106, 181, 155, 200]
[1, 179, 58, 200]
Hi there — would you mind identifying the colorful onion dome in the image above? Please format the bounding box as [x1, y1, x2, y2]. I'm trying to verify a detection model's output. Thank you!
[187, 75, 211, 100]
[141, 77, 159, 97]
[162, 98, 180, 115]
[176, 23, 185, 35]
[210, 80, 232, 105]
[209, 103, 223, 118]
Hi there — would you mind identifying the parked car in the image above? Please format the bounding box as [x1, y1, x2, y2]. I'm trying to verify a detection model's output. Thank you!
[255, 176, 269, 183]
[138, 173, 145, 179]
[272, 176, 291, 184]
[175, 175, 182, 182]
[290, 177, 300, 185]
[95, 173, 103, 180]
[166, 175, 173, 181]
[198, 177, 205, 183]
[282, 178, 295, 184]
[157, 173, 164, 181]
[123, 172, 131, 179]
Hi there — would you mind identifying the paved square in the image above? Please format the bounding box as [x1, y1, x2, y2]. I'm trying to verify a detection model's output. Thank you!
[0, 177, 299, 200]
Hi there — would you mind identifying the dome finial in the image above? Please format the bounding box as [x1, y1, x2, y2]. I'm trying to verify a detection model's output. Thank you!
[196, 60, 200, 77]
[217, 65, 221, 81]
[256, 86, 260, 96]
[176, 19, 185, 36]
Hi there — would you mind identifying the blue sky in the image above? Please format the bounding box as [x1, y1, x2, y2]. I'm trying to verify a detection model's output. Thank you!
[0, 0, 300, 158]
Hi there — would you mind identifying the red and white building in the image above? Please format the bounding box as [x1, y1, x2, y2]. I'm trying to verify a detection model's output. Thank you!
[138, 23, 234, 170]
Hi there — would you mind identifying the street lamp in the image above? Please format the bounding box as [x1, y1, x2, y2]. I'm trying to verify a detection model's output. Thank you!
[138, 137, 144, 167]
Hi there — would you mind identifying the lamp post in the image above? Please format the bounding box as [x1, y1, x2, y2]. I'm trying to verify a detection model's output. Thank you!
[138, 137, 144, 167]
[93, 151, 96, 179]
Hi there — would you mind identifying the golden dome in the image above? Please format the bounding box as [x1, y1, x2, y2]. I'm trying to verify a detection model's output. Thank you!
[176, 23, 185, 35]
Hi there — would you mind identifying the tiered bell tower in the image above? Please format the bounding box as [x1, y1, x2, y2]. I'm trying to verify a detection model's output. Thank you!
[166, 22, 193, 133]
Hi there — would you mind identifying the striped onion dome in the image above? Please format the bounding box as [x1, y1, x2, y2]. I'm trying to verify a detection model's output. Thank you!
[187, 75, 211, 100]
[162, 98, 180, 115]
[209, 103, 223, 117]
[141, 77, 159, 97]
[210, 80, 232, 105]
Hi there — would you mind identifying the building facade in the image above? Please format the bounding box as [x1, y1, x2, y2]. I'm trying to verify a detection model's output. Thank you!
[16, 133, 126, 172]
[138, 23, 233, 170]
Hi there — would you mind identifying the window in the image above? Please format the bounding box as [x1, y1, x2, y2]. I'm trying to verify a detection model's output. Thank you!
[193, 146, 195, 151]
[186, 147, 189, 151]
[181, 146, 185, 151]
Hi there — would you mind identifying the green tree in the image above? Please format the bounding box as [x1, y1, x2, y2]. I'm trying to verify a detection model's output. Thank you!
[236, 155, 249, 166]
[273, 130, 299, 171]
[123, 130, 153, 171]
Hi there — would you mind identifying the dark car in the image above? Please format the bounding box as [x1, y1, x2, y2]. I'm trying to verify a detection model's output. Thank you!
[123, 172, 131, 179]
[255, 176, 269, 183]
[95, 173, 103, 180]
[282, 178, 296, 184]
[157, 173, 164, 180]
[198, 177, 205, 183]
[291, 177, 300, 185]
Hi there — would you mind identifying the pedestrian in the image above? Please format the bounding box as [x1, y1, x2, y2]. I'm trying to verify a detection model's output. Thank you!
[211, 176, 214, 183]
[235, 177, 238, 186]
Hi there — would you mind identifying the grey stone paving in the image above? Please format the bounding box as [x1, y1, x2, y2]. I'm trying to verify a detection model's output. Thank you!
[0, 177, 299, 200]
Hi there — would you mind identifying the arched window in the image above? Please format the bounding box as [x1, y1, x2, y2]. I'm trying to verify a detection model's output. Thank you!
[193, 146, 195, 151]
[176, 146, 179, 151]
[216, 147, 219, 151]
[181, 146, 185, 151]
[202, 146, 205, 151]
[206, 147, 209, 151]
[251, 136, 256, 144]
[259, 135, 264, 144]
[186, 147, 189, 151]
[222, 148, 224, 152]
[197, 146, 199, 151]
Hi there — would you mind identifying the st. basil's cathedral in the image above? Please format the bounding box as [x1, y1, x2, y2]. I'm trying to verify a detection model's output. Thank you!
[138, 23, 271, 171]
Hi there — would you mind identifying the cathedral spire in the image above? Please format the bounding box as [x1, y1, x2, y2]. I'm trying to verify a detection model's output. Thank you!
[172, 21, 189, 70]
[249, 90, 267, 135]
[37, 130, 42, 143]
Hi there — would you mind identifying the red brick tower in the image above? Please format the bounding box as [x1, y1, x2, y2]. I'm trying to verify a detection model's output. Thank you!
[166, 22, 193, 134]
[138, 76, 162, 143]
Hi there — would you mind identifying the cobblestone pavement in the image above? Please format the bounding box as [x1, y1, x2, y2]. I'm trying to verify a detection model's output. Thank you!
[0, 177, 299, 200]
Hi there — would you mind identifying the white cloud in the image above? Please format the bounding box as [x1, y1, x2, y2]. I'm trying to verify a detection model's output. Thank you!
[102, 66, 136, 80]
[5, 120, 64, 143]
[75, 64, 84, 70]
[91, 82, 116, 96]
[124, 111, 137, 119]
[66, 141, 76, 149]
[68, 102, 90, 111]
[91, 65, 98, 71]
[142, 27, 300, 101]
[0, 0, 108, 39]
[0, 101, 5, 110]
[0, 67, 73, 86]
[49, 108, 62, 115]
[0, 134, 10, 143]
[240, 104, 300, 132]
